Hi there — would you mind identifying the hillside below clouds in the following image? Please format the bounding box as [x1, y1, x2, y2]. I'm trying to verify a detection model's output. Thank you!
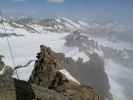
[0, 16, 133, 100]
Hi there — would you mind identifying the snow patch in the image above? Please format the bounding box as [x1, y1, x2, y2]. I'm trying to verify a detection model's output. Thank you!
[59, 69, 80, 85]
[0, 66, 6, 75]
[78, 20, 90, 28]
[55, 18, 62, 23]
[61, 17, 81, 29]
[63, 47, 90, 62]
[15, 61, 35, 81]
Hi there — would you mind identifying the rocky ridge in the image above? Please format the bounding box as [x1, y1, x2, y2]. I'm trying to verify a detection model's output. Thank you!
[29, 45, 103, 100]
[0, 45, 103, 100]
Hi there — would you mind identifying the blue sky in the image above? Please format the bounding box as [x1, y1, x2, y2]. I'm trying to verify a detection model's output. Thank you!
[0, 0, 133, 24]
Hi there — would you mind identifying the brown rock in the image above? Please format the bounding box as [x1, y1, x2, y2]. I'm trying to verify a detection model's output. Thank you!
[29, 45, 104, 100]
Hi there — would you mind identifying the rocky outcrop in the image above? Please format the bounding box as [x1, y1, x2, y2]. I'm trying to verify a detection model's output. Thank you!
[0, 45, 103, 100]
[29, 45, 103, 100]
[29, 45, 62, 87]
[56, 52, 111, 99]
[0, 55, 4, 70]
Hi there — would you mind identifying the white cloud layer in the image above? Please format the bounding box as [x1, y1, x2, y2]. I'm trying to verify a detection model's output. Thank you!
[48, 0, 64, 3]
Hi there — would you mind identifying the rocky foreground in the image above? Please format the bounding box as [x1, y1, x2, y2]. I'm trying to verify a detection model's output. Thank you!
[0, 45, 104, 100]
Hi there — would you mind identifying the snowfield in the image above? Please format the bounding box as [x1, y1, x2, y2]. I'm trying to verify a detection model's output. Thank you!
[0, 31, 90, 81]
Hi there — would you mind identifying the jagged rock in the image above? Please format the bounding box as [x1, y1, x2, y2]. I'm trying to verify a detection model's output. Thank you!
[29, 45, 62, 87]
[0, 78, 68, 100]
[0, 57, 14, 89]
[1, 78, 35, 100]
[29, 45, 103, 100]
[32, 84, 69, 100]
[0, 55, 4, 70]
[0, 78, 16, 100]
[0, 45, 103, 100]
[56, 52, 111, 99]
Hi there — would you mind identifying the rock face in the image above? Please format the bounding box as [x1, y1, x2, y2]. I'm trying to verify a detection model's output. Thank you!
[0, 77, 16, 100]
[29, 45, 103, 100]
[56, 52, 111, 99]
[0, 55, 4, 70]
[29, 45, 61, 87]
[0, 45, 103, 100]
